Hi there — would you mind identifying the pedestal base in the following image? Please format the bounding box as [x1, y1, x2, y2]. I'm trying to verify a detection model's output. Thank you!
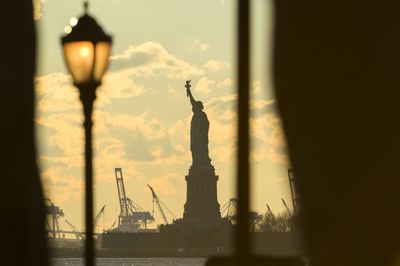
[183, 164, 221, 221]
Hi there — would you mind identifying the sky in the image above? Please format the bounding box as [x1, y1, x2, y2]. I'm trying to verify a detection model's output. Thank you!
[34, 0, 291, 232]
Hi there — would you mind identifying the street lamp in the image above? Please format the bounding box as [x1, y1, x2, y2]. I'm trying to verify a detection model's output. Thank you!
[61, 2, 112, 266]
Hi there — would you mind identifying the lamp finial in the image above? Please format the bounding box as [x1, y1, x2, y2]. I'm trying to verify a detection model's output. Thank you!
[84, 0, 89, 14]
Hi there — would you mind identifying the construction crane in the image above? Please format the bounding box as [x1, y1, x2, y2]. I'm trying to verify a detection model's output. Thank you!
[266, 203, 273, 214]
[125, 198, 154, 229]
[44, 199, 91, 239]
[219, 198, 261, 229]
[65, 219, 84, 240]
[110, 219, 117, 229]
[147, 184, 176, 225]
[288, 168, 301, 213]
[114, 168, 153, 232]
[44, 199, 64, 239]
[220, 198, 238, 222]
[94, 205, 106, 233]
[281, 198, 291, 214]
[55, 217, 64, 239]
[115, 168, 129, 222]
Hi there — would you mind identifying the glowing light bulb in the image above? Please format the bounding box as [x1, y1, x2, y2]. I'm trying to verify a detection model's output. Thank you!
[80, 46, 90, 57]
[69, 17, 78, 27]
[64, 25, 72, 34]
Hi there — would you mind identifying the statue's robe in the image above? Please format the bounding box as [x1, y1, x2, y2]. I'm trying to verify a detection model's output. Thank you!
[190, 110, 211, 167]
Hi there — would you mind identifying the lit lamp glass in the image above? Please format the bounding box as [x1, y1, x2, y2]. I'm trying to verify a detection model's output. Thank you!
[61, 14, 112, 86]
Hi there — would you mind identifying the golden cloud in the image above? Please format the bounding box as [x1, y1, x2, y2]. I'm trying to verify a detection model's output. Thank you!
[185, 39, 211, 52]
[33, 0, 45, 21]
[203, 60, 229, 73]
[195, 77, 217, 95]
[110, 42, 205, 79]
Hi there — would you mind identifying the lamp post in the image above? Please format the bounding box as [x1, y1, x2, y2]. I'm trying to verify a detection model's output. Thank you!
[61, 2, 112, 266]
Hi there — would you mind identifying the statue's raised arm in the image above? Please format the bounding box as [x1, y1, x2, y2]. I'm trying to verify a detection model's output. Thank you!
[185, 80, 196, 107]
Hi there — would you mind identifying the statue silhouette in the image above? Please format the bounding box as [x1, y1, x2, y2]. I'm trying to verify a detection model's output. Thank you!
[185, 80, 211, 167]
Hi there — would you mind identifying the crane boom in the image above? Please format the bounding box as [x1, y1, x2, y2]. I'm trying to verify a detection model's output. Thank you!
[281, 198, 291, 213]
[115, 168, 129, 219]
[65, 219, 84, 239]
[147, 184, 169, 225]
[111, 219, 117, 228]
[266, 203, 273, 214]
[94, 205, 106, 231]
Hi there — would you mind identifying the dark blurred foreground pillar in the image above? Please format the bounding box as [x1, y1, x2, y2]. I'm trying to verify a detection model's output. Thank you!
[207, 0, 305, 265]
[0, 1, 48, 265]
[274, 1, 400, 266]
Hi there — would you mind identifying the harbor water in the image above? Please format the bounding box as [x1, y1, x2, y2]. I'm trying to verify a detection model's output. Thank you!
[51, 258, 207, 266]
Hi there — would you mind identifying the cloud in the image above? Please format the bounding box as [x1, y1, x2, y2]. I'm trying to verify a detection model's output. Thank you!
[167, 117, 190, 153]
[250, 99, 275, 110]
[219, 79, 235, 88]
[41, 167, 83, 204]
[96, 111, 167, 141]
[35, 42, 229, 114]
[37, 112, 83, 161]
[195, 77, 217, 95]
[185, 39, 211, 52]
[250, 113, 289, 164]
[34, 0, 45, 21]
[203, 60, 229, 72]
[37, 105, 187, 189]
[37, 109, 182, 206]
[110, 42, 205, 79]
[252, 80, 263, 94]
[167, 85, 181, 99]
[97, 72, 146, 104]
[200, 92, 287, 165]
[93, 137, 142, 183]
[267, 148, 289, 164]
[206, 94, 237, 114]
[35, 73, 80, 113]
[35, 70, 146, 112]
[204, 94, 237, 161]
[148, 173, 182, 196]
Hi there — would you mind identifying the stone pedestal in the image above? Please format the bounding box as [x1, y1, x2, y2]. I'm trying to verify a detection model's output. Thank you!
[159, 164, 231, 234]
[183, 165, 221, 220]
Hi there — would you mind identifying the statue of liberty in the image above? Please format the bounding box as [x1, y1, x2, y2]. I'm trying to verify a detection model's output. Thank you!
[185, 80, 211, 167]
